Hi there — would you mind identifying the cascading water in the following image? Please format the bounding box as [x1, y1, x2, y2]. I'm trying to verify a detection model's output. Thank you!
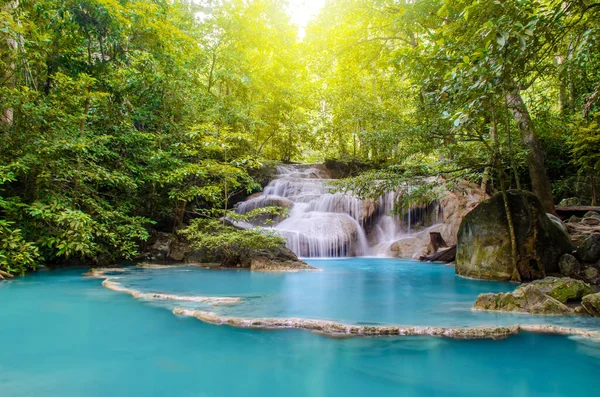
[369, 192, 404, 256]
[236, 165, 369, 257]
[367, 191, 443, 256]
[235, 164, 442, 258]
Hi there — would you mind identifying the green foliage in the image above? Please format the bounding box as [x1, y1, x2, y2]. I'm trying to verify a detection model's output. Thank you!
[332, 163, 453, 211]
[1, 0, 599, 273]
[0, 0, 283, 268]
[0, 220, 41, 276]
[571, 117, 600, 175]
[306, 0, 600, 206]
[180, 207, 287, 266]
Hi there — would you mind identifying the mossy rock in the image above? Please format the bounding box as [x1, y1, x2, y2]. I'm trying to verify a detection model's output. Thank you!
[575, 234, 600, 263]
[456, 190, 572, 281]
[528, 277, 592, 303]
[558, 254, 581, 277]
[581, 293, 600, 317]
[473, 284, 573, 315]
[584, 266, 599, 281]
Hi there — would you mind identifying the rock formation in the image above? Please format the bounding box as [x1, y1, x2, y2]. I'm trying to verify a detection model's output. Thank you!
[576, 234, 600, 263]
[562, 210, 600, 285]
[456, 190, 572, 281]
[582, 293, 600, 317]
[558, 254, 581, 277]
[528, 277, 592, 303]
[387, 180, 486, 259]
[474, 277, 593, 315]
[474, 284, 574, 315]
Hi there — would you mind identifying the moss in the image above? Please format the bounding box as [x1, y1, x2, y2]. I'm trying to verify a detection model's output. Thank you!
[530, 277, 592, 303]
[456, 191, 573, 281]
[582, 293, 600, 317]
[473, 284, 574, 315]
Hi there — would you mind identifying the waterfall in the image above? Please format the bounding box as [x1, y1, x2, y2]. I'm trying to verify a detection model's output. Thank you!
[368, 192, 404, 256]
[235, 165, 369, 258]
[235, 164, 442, 258]
[366, 192, 443, 256]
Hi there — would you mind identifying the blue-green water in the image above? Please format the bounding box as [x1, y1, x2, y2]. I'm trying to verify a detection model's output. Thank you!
[105, 258, 600, 329]
[1, 258, 600, 396]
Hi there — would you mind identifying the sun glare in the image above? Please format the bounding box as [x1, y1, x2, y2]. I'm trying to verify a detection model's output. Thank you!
[286, 0, 326, 38]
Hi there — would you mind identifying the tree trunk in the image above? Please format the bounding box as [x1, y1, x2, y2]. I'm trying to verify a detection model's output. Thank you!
[491, 106, 521, 282]
[1, 1, 19, 126]
[506, 88, 556, 215]
[556, 55, 569, 115]
[427, 232, 447, 254]
[420, 245, 456, 262]
[480, 167, 490, 193]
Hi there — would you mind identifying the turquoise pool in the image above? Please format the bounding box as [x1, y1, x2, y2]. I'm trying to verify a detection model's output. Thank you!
[1, 258, 599, 396]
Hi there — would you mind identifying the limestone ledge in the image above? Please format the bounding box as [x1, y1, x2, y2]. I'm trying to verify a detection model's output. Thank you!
[136, 263, 188, 269]
[172, 308, 600, 340]
[85, 267, 242, 305]
[102, 280, 242, 304]
[83, 267, 128, 277]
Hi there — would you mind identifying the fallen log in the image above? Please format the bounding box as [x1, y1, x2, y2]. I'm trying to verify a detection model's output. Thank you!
[555, 206, 600, 219]
[420, 245, 456, 263]
[0, 269, 14, 279]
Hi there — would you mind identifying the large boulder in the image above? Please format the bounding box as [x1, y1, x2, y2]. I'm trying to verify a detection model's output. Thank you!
[143, 232, 192, 262]
[456, 190, 573, 281]
[391, 235, 430, 259]
[144, 232, 172, 261]
[529, 277, 592, 303]
[558, 254, 581, 277]
[473, 284, 573, 315]
[207, 239, 315, 271]
[547, 213, 569, 235]
[249, 250, 316, 272]
[582, 293, 600, 317]
[557, 253, 600, 285]
[583, 266, 600, 283]
[575, 234, 600, 263]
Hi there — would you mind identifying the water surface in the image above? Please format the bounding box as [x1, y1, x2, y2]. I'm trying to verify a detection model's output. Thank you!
[1, 260, 600, 396]
[108, 258, 600, 329]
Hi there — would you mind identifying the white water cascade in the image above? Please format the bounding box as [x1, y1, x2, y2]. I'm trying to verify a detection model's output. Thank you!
[368, 192, 404, 256]
[235, 164, 441, 258]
